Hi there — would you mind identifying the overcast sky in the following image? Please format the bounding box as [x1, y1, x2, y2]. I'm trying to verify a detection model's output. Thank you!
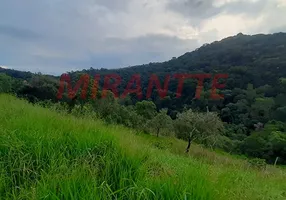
[0, 0, 286, 75]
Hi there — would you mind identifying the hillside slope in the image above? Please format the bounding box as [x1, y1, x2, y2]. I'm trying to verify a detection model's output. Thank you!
[0, 94, 286, 199]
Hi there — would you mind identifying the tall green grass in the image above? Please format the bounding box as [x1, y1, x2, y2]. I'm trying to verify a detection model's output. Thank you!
[0, 94, 285, 199]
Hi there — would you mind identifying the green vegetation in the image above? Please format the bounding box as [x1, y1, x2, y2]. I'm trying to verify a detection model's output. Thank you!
[175, 110, 224, 153]
[1, 33, 286, 165]
[1, 94, 286, 199]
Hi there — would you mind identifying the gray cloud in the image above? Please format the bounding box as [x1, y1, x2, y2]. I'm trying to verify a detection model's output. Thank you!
[0, 33, 198, 74]
[0, 0, 285, 74]
[167, 0, 220, 21]
[0, 24, 42, 40]
[86, 34, 199, 68]
[0, 0, 200, 74]
[271, 25, 286, 33]
[166, 0, 270, 26]
[91, 0, 130, 11]
[220, 0, 268, 16]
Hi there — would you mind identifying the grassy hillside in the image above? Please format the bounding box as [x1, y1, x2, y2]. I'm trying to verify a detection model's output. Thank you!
[0, 94, 286, 199]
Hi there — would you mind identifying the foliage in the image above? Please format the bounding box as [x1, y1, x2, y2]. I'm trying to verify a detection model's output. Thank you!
[146, 109, 173, 137]
[0, 73, 13, 93]
[248, 158, 267, 170]
[241, 121, 286, 164]
[175, 110, 224, 152]
[135, 100, 157, 120]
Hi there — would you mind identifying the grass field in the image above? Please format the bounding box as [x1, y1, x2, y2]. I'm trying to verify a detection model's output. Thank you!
[0, 94, 286, 199]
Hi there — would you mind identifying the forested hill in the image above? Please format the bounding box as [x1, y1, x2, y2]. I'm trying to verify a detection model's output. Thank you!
[79, 32, 286, 87]
[2, 32, 286, 113]
[2, 32, 286, 108]
[70, 32, 286, 114]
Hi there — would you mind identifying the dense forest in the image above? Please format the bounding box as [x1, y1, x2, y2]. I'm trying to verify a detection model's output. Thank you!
[1, 32, 286, 165]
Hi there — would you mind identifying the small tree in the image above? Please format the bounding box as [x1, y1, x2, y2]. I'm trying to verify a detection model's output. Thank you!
[0, 73, 13, 93]
[147, 109, 173, 137]
[175, 109, 224, 153]
[135, 100, 157, 120]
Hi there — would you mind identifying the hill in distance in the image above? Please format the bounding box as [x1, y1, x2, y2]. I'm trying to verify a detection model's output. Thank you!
[2, 32, 286, 79]
[79, 32, 286, 85]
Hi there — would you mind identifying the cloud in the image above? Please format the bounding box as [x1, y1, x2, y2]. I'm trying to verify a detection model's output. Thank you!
[167, 0, 222, 25]
[86, 34, 199, 68]
[0, 25, 42, 40]
[0, 0, 285, 75]
[166, 0, 272, 27]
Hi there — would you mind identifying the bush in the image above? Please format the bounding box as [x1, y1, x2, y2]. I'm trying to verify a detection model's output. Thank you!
[248, 158, 267, 169]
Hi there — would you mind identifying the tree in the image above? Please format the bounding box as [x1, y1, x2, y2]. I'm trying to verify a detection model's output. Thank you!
[273, 106, 286, 123]
[175, 109, 224, 153]
[0, 73, 13, 93]
[135, 100, 157, 120]
[147, 109, 173, 137]
[245, 84, 256, 103]
[251, 97, 275, 123]
[241, 121, 286, 164]
[17, 74, 59, 103]
[93, 91, 118, 122]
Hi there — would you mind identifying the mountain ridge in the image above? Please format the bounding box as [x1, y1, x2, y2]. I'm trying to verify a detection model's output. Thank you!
[1, 32, 286, 78]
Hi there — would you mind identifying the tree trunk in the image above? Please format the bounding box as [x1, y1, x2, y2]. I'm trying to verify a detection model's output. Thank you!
[185, 128, 196, 153]
[156, 128, 160, 137]
[185, 137, 192, 153]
